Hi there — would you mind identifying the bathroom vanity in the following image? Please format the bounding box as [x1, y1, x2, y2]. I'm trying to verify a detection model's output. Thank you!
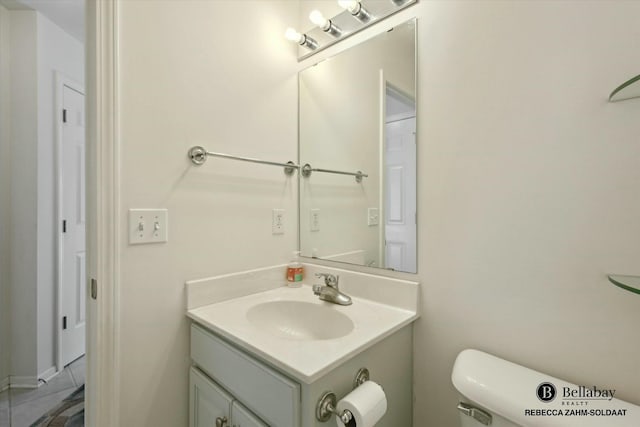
[186, 265, 418, 427]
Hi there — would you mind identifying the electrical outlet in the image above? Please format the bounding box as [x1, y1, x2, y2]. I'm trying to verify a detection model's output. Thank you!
[310, 208, 320, 232]
[129, 209, 168, 244]
[367, 207, 379, 226]
[272, 209, 285, 234]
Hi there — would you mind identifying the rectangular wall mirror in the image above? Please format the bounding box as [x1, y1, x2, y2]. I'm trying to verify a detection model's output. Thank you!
[299, 18, 417, 273]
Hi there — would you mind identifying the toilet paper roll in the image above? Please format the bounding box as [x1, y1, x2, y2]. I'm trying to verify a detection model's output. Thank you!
[335, 381, 387, 427]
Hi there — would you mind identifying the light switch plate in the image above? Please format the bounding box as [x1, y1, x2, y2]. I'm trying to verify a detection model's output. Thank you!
[272, 209, 285, 235]
[129, 209, 168, 244]
[310, 208, 320, 232]
[367, 207, 379, 226]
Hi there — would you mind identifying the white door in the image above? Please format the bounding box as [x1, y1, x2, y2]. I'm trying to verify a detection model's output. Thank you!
[60, 84, 86, 367]
[384, 115, 417, 273]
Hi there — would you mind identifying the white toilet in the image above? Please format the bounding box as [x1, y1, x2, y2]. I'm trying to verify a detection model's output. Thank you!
[452, 349, 640, 426]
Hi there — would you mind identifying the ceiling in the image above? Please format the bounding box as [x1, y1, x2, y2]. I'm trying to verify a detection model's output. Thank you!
[0, 0, 84, 42]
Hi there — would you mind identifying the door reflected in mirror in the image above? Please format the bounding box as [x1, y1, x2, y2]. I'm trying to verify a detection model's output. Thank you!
[299, 19, 417, 273]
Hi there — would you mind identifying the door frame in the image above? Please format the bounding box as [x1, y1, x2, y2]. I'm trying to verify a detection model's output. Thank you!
[54, 71, 85, 373]
[86, 0, 120, 425]
[378, 70, 386, 268]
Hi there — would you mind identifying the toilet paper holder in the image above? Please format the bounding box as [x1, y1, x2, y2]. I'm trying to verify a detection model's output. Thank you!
[316, 368, 370, 422]
[316, 391, 354, 423]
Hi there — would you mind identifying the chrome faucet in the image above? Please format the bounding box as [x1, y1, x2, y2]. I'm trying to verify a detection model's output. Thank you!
[312, 273, 352, 306]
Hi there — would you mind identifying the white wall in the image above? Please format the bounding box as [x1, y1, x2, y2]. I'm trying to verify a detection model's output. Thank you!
[35, 11, 84, 377]
[8, 9, 38, 382]
[413, 2, 640, 425]
[116, 1, 299, 425]
[0, 3, 11, 388]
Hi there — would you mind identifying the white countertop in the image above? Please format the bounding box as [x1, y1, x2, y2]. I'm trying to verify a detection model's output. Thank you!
[187, 285, 417, 384]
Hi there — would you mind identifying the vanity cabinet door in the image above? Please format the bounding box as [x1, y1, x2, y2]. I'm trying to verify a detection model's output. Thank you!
[191, 324, 300, 427]
[190, 367, 233, 427]
[231, 401, 268, 427]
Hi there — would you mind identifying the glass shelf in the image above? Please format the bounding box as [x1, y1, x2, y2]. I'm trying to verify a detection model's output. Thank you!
[609, 74, 640, 102]
[608, 275, 640, 295]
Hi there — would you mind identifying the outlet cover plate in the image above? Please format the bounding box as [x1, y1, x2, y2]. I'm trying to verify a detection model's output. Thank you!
[310, 208, 320, 232]
[272, 209, 285, 235]
[368, 207, 379, 226]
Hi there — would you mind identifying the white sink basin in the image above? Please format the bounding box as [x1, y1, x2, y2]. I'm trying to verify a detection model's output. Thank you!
[246, 301, 354, 341]
[187, 285, 417, 383]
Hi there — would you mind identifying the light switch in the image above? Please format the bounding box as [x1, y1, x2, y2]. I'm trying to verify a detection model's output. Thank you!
[310, 209, 320, 232]
[367, 207, 379, 226]
[129, 209, 168, 244]
[272, 209, 285, 235]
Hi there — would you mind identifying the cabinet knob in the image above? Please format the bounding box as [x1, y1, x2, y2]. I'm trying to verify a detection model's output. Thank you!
[215, 416, 228, 427]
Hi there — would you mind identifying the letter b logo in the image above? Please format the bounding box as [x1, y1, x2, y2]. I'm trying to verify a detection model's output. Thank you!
[537, 382, 556, 402]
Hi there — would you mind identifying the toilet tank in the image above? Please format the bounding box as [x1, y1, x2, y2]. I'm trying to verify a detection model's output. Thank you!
[451, 349, 640, 426]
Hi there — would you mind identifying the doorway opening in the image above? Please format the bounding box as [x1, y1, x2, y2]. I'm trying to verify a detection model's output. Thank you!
[0, 1, 87, 425]
[383, 83, 417, 273]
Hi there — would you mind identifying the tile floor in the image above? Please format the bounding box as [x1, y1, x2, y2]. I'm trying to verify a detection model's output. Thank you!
[0, 356, 84, 427]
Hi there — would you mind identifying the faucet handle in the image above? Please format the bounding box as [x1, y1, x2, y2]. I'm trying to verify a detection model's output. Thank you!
[315, 273, 339, 287]
[331, 275, 340, 287]
[312, 284, 323, 295]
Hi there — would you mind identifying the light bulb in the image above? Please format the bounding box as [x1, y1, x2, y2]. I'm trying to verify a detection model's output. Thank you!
[284, 27, 318, 50]
[338, 0, 360, 14]
[309, 10, 330, 30]
[284, 27, 304, 44]
[284, 27, 303, 44]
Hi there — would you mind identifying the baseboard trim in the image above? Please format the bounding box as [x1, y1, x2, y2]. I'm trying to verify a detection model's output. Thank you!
[9, 375, 39, 389]
[1, 367, 59, 390]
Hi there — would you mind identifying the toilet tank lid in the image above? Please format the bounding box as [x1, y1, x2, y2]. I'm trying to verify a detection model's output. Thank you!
[451, 349, 640, 426]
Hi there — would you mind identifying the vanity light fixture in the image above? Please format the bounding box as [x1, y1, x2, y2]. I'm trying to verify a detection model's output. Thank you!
[309, 10, 342, 37]
[338, 0, 371, 22]
[284, 27, 318, 50]
[290, 0, 417, 60]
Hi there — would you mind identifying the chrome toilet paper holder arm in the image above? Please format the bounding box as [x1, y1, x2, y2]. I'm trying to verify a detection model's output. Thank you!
[315, 368, 370, 422]
[316, 391, 354, 423]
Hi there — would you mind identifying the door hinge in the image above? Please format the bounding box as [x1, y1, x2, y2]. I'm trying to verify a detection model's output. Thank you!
[62, 316, 67, 330]
[62, 220, 67, 233]
[62, 109, 67, 123]
[90, 278, 97, 300]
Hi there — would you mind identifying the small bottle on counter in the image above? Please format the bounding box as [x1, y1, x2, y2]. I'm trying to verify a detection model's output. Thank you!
[286, 251, 304, 287]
